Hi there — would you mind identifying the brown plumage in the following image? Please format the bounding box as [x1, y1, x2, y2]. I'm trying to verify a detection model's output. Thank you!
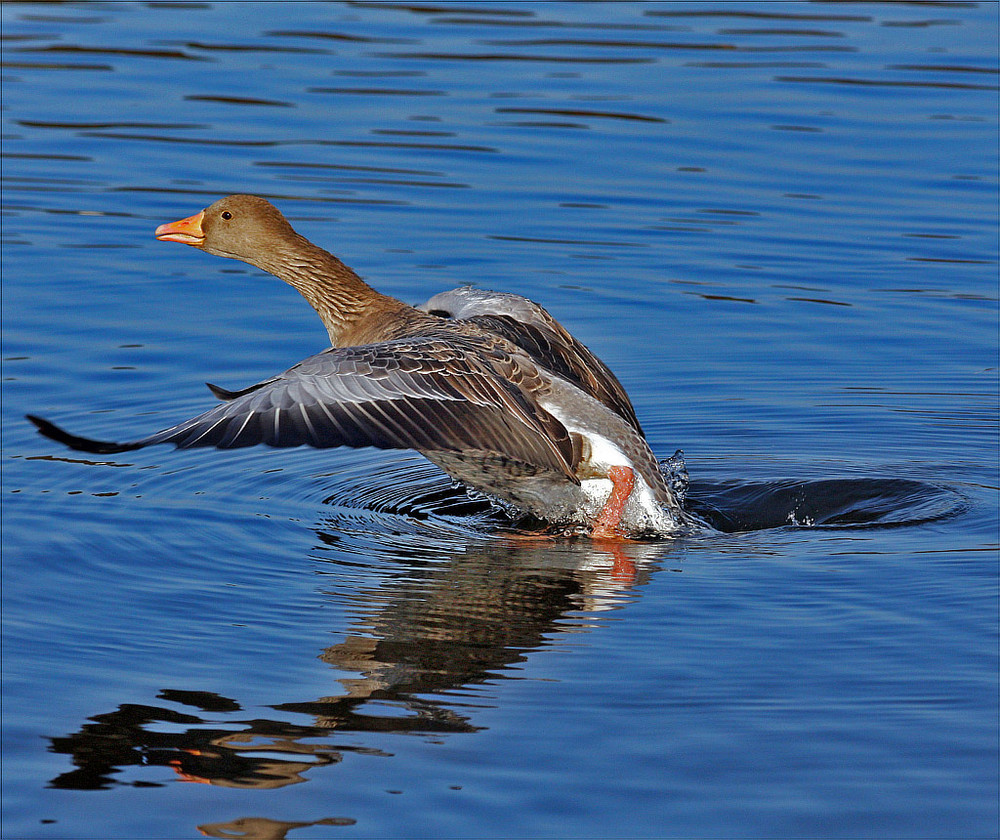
[27, 195, 681, 537]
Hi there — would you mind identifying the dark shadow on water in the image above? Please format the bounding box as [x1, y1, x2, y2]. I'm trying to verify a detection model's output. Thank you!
[685, 477, 967, 533]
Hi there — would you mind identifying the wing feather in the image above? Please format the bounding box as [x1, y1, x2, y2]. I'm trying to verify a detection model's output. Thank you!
[28, 338, 577, 480]
[419, 287, 642, 433]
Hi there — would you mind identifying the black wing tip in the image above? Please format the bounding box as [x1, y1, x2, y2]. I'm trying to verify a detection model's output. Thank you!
[206, 380, 271, 401]
[206, 381, 238, 400]
[25, 414, 141, 455]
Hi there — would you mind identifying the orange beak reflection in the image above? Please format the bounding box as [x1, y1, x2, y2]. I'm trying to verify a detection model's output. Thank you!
[155, 210, 205, 246]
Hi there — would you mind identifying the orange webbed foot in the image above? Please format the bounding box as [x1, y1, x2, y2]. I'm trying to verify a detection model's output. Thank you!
[590, 465, 635, 540]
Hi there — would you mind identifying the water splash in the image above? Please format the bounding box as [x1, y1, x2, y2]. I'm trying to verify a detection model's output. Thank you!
[658, 449, 690, 507]
[316, 451, 964, 538]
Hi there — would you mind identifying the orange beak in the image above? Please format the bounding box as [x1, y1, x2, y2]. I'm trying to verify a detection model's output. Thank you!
[155, 210, 205, 246]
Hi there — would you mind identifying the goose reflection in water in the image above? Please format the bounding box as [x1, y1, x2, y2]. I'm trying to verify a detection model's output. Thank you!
[46, 534, 672, 799]
[198, 816, 359, 839]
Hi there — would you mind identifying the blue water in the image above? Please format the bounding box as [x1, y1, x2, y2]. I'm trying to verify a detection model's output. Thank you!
[2, 2, 997, 838]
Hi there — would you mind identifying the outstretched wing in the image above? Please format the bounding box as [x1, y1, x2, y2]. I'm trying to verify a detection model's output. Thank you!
[27, 338, 578, 481]
[419, 286, 642, 434]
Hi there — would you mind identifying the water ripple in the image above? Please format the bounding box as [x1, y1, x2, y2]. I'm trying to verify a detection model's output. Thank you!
[687, 477, 968, 533]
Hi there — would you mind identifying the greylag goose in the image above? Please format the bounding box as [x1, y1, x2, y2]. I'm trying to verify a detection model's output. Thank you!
[27, 195, 680, 538]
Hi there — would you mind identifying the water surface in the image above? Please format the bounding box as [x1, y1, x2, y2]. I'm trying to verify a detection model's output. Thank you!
[2, 2, 997, 838]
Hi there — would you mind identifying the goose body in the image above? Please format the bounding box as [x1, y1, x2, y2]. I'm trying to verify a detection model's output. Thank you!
[27, 195, 681, 538]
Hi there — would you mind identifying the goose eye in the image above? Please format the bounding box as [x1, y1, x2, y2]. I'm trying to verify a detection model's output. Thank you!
[221, 211, 233, 220]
